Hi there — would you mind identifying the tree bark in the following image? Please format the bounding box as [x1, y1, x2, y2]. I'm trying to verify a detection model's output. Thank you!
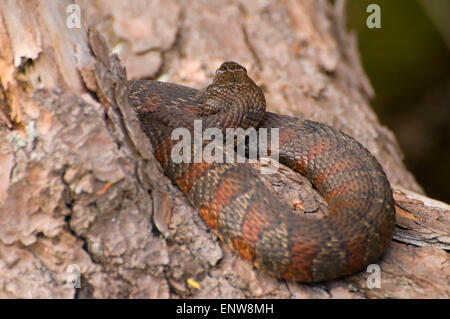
[0, 0, 448, 298]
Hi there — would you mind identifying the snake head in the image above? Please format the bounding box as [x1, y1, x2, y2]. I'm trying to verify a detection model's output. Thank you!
[216, 61, 247, 74]
[203, 61, 266, 129]
[213, 61, 250, 86]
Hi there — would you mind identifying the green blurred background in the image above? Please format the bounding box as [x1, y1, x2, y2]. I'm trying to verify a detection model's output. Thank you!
[346, 0, 450, 202]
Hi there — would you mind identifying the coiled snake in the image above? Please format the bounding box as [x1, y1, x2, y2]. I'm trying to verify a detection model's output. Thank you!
[128, 62, 395, 282]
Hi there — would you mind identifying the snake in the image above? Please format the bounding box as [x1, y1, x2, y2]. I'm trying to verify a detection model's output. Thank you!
[127, 61, 396, 282]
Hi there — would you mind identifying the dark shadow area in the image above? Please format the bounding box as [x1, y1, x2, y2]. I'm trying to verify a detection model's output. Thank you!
[347, 0, 450, 202]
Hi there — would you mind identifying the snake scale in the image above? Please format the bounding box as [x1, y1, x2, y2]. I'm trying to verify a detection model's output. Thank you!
[128, 62, 395, 282]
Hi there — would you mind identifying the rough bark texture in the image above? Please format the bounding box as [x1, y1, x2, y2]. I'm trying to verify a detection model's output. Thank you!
[0, 0, 448, 298]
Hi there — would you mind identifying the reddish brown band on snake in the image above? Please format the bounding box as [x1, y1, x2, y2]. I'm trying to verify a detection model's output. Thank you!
[128, 62, 395, 282]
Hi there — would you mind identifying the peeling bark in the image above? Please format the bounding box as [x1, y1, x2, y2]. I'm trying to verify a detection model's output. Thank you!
[0, 0, 448, 299]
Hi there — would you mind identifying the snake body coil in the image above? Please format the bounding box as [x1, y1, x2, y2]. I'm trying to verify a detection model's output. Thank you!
[128, 62, 395, 282]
